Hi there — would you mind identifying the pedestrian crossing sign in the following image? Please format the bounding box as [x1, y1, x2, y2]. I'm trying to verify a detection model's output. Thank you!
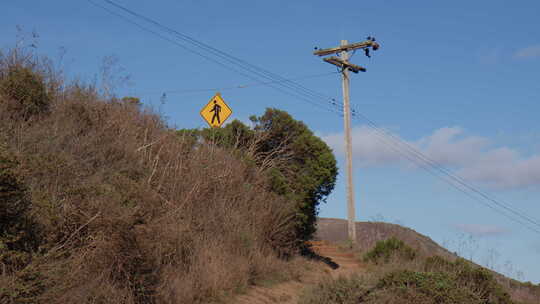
[200, 93, 232, 128]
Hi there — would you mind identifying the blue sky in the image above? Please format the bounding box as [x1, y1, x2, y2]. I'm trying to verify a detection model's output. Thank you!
[2, 0, 539, 283]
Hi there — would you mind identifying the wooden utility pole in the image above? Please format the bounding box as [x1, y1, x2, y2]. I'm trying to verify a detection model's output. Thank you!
[314, 38, 380, 244]
[340, 40, 357, 244]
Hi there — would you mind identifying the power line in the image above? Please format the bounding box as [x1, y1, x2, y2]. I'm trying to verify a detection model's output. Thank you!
[135, 71, 339, 96]
[347, 115, 540, 234]
[87, 0, 540, 235]
[348, 110, 540, 230]
[100, 0, 339, 105]
[87, 0, 343, 116]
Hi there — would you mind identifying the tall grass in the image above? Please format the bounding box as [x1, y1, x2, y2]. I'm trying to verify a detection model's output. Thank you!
[0, 47, 298, 303]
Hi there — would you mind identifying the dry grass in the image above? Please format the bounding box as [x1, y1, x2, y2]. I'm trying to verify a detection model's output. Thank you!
[0, 47, 299, 304]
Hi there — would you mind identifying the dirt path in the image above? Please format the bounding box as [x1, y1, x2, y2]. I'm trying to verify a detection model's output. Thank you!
[310, 241, 363, 278]
[234, 241, 363, 304]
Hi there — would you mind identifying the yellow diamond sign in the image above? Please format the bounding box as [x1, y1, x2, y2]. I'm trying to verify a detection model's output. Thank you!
[200, 93, 232, 128]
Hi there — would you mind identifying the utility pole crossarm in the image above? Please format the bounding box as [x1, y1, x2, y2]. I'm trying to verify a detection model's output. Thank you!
[323, 56, 366, 73]
[313, 40, 379, 56]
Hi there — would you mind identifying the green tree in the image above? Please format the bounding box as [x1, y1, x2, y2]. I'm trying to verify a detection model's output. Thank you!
[201, 119, 254, 149]
[181, 108, 338, 245]
[250, 109, 337, 243]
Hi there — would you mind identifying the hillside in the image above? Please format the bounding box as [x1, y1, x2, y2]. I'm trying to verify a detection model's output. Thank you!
[309, 218, 540, 304]
[315, 218, 455, 259]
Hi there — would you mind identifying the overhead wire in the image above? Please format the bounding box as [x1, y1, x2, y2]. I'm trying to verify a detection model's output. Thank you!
[94, 0, 540, 233]
[88, 0, 540, 234]
[87, 0, 343, 116]
[96, 0, 343, 111]
[357, 128, 540, 233]
[136, 71, 339, 96]
[355, 113, 540, 229]
[346, 113, 540, 234]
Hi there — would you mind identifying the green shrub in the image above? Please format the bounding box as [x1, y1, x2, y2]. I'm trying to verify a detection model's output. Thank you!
[299, 275, 369, 304]
[375, 259, 513, 304]
[376, 270, 476, 303]
[363, 237, 417, 264]
[432, 258, 512, 303]
[423, 255, 454, 272]
[376, 256, 513, 303]
[251, 109, 338, 244]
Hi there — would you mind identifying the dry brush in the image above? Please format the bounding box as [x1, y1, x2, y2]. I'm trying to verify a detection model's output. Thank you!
[0, 47, 299, 304]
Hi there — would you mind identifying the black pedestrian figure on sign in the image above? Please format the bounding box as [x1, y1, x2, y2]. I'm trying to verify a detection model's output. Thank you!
[210, 100, 222, 124]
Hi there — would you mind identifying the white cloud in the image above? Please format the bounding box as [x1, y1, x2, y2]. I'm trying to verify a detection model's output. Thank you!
[514, 45, 540, 59]
[322, 126, 540, 190]
[417, 127, 489, 167]
[323, 126, 403, 166]
[455, 224, 509, 237]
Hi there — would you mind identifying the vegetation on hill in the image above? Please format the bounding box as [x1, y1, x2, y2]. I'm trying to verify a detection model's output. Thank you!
[362, 237, 416, 264]
[300, 237, 540, 304]
[0, 46, 323, 303]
